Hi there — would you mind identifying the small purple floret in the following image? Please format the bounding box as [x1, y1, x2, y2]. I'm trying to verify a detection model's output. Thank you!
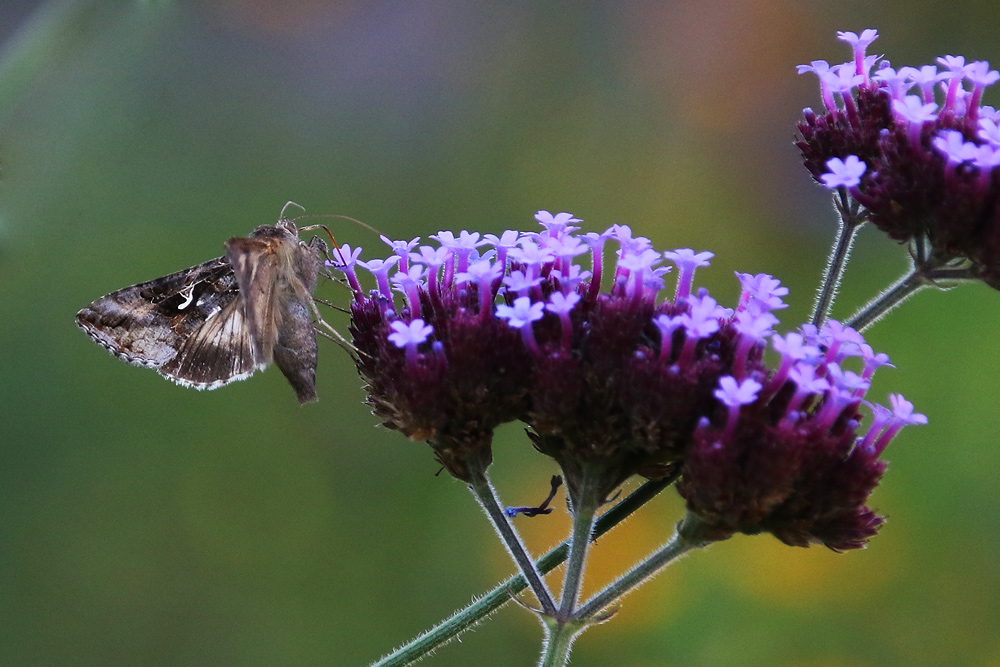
[714, 376, 762, 440]
[388, 318, 434, 364]
[496, 296, 545, 354]
[328, 243, 365, 294]
[820, 155, 867, 189]
[358, 256, 400, 302]
[837, 28, 879, 79]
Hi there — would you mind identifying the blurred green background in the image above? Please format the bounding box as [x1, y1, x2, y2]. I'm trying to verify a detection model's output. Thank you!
[2, 1, 999, 665]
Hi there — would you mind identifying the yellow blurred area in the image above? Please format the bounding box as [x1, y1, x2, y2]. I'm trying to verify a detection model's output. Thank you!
[711, 530, 901, 605]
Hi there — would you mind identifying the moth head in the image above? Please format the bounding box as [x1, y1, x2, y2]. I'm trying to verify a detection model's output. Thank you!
[250, 219, 300, 242]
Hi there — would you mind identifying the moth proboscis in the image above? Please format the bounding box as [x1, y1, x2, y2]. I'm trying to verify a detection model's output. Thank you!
[75, 203, 351, 403]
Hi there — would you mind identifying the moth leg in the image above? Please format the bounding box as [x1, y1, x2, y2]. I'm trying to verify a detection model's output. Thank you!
[308, 296, 359, 357]
[303, 234, 358, 355]
[312, 297, 350, 314]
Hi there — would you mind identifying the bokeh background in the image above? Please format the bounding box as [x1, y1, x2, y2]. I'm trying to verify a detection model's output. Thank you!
[2, 1, 999, 665]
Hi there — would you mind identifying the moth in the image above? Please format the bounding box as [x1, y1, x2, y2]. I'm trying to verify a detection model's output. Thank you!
[76, 206, 331, 403]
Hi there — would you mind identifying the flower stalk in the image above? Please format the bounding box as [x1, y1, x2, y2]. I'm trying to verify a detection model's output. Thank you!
[846, 264, 931, 331]
[368, 477, 676, 667]
[538, 617, 585, 667]
[466, 462, 557, 615]
[810, 189, 866, 327]
[845, 247, 984, 331]
[556, 465, 603, 618]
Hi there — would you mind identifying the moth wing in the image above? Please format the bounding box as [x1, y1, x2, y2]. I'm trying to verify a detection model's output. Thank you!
[159, 296, 263, 389]
[75, 257, 238, 372]
[225, 236, 280, 361]
[77, 219, 321, 399]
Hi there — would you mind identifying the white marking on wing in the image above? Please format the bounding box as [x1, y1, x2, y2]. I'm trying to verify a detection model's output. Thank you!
[177, 285, 196, 310]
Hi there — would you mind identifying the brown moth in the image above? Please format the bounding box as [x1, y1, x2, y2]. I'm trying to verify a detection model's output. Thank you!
[76, 207, 328, 403]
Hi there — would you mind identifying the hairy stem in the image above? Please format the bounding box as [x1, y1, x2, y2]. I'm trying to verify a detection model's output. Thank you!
[538, 618, 584, 667]
[845, 267, 927, 332]
[557, 468, 602, 618]
[810, 190, 866, 327]
[467, 467, 557, 614]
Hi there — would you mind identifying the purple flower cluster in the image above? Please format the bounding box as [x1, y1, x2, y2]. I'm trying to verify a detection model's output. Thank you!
[339, 211, 924, 548]
[797, 29, 1000, 286]
[677, 326, 926, 551]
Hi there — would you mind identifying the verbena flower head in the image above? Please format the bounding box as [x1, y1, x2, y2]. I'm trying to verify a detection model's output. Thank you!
[343, 212, 923, 520]
[797, 29, 1000, 287]
[676, 321, 925, 551]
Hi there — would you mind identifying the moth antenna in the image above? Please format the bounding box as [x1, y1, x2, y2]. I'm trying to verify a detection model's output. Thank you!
[280, 201, 307, 219]
[293, 212, 387, 267]
[294, 213, 382, 236]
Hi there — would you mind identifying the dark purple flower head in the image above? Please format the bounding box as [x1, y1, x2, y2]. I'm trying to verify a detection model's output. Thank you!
[676, 318, 926, 552]
[347, 213, 922, 512]
[797, 29, 1000, 287]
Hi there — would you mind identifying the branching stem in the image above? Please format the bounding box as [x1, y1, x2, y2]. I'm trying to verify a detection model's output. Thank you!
[466, 466, 557, 615]
[368, 475, 677, 667]
[810, 189, 867, 327]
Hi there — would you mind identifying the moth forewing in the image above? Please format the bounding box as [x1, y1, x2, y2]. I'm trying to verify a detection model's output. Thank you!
[225, 234, 282, 361]
[75, 257, 256, 388]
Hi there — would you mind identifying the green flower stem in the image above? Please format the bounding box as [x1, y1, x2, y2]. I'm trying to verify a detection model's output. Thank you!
[810, 190, 866, 327]
[368, 476, 676, 667]
[467, 468, 557, 615]
[845, 267, 927, 332]
[924, 266, 979, 282]
[846, 251, 984, 332]
[557, 469, 602, 617]
[539, 618, 584, 667]
[575, 513, 706, 619]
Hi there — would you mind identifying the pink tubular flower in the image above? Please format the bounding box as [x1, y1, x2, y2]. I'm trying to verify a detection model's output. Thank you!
[663, 248, 714, 301]
[837, 29, 879, 80]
